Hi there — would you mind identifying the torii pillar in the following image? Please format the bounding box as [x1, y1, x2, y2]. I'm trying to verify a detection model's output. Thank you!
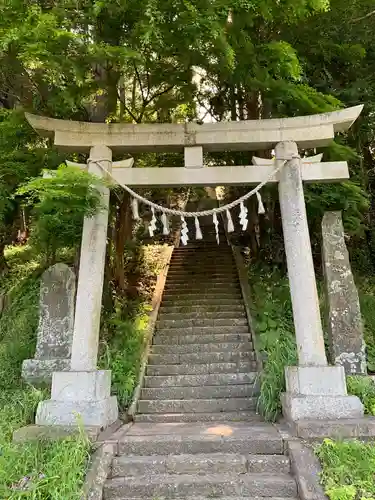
[255, 142, 363, 421]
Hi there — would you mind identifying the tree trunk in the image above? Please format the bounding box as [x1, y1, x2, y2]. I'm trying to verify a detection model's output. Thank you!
[114, 193, 133, 291]
[0, 241, 8, 276]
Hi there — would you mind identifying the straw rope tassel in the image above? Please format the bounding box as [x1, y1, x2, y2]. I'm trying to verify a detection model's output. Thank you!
[213, 212, 220, 245]
[148, 207, 157, 237]
[256, 191, 265, 214]
[131, 197, 140, 220]
[195, 216, 203, 240]
[226, 209, 234, 233]
[180, 216, 189, 245]
[161, 213, 170, 235]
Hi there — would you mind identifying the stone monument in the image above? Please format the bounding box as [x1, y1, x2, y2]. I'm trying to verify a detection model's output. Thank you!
[22, 263, 76, 386]
[322, 211, 367, 375]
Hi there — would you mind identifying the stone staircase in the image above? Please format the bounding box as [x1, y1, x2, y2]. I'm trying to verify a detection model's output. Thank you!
[103, 236, 298, 499]
[104, 422, 298, 499]
[136, 240, 260, 423]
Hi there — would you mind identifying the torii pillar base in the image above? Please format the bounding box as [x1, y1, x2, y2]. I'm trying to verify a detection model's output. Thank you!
[281, 366, 363, 421]
[35, 371, 118, 427]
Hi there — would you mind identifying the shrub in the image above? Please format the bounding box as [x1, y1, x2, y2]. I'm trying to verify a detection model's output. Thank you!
[316, 438, 375, 500]
[100, 312, 148, 411]
[347, 375, 375, 415]
[249, 264, 297, 421]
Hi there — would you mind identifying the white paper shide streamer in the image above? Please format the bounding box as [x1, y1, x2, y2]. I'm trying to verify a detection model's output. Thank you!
[213, 212, 220, 244]
[256, 191, 265, 214]
[180, 216, 189, 245]
[161, 213, 170, 235]
[148, 207, 157, 237]
[131, 198, 140, 220]
[195, 216, 202, 240]
[226, 209, 234, 233]
[239, 201, 248, 231]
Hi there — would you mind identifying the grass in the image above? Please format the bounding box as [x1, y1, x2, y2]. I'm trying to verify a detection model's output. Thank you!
[356, 276, 375, 373]
[347, 375, 375, 415]
[99, 312, 148, 411]
[248, 264, 297, 421]
[0, 245, 91, 499]
[316, 439, 375, 500]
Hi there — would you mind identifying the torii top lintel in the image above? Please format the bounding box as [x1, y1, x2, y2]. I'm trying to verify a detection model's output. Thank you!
[25, 105, 363, 154]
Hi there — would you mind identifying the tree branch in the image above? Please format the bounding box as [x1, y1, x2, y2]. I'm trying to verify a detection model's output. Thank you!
[352, 9, 375, 22]
[116, 89, 141, 123]
[133, 63, 146, 104]
[144, 85, 175, 107]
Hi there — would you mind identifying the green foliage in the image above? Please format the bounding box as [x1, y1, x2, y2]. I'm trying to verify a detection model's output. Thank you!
[99, 310, 148, 411]
[356, 278, 375, 372]
[306, 181, 369, 237]
[249, 264, 297, 421]
[0, 248, 90, 499]
[347, 376, 375, 416]
[0, 269, 40, 390]
[316, 438, 375, 500]
[0, 387, 90, 499]
[17, 166, 105, 263]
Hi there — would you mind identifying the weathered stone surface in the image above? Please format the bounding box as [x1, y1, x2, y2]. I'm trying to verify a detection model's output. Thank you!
[83, 443, 116, 500]
[13, 424, 101, 443]
[35, 395, 118, 427]
[26, 105, 363, 153]
[104, 473, 297, 498]
[294, 417, 375, 439]
[22, 359, 70, 386]
[22, 263, 76, 385]
[322, 211, 367, 374]
[288, 441, 326, 500]
[282, 393, 363, 421]
[35, 370, 118, 427]
[285, 365, 347, 396]
[277, 141, 327, 367]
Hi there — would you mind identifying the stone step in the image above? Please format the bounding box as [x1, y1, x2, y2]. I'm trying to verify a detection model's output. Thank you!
[162, 289, 242, 296]
[164, 286, 241, 293]
[148, 350, 254, 365]
[157, 311, 247, 321]
[153, 333, 251, 345]
[112, 497, 297, 500]
[169, 260, 236, 272]
[164, 281, 239, 288]
[144, 372, 258, 388]
[146, 361, 257, 376]
[137, 397, 257, 414]
[134, 411, 262, 423]
[157, 318, 248, 329]
[161, 299, 244, 306]
[169, 264, 236, 271]
[155, 326, 250, 336]
[159, 305, 245, 314]
[166, 270, 238, 277]
[151, 341, 253, 355]
[117, 423, 284, 456]
[141, 384, 258, 400]
[104, 473, 297, 498]
[172, 249, 232, 254]
[111, 453, 290, 477]
[172, 249, 233, 255]
[167, 267, 238, 281]
[161, 294, 243, 302]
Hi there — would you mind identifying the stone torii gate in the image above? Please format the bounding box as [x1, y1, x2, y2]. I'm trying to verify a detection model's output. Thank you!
[26, 106, 364, 428]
